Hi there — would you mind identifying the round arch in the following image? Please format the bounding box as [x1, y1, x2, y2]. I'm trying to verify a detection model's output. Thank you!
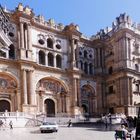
[36, 77, 69, 115]
[0, 99, 11, 112]
[0, 73, 18, 112]
[0, 72, 18, 87]
[81, 84, 96, 117]
[36, 76, 69, 93]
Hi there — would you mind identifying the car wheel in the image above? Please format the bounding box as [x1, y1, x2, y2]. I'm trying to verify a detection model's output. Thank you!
[41, 130, 43, 133]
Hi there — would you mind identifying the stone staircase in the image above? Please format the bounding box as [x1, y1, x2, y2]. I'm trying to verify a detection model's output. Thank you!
[0, 112, 101, 127]
[0, 112, 36, 127]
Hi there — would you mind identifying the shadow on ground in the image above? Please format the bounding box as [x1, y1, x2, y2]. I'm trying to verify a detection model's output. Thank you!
[30, 129, 55, 134]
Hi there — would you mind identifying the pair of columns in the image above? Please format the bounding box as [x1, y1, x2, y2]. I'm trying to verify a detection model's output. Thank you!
[72, 78, 81, 107]
[20, 22, 32, 50]
[22, 69, 35, 105]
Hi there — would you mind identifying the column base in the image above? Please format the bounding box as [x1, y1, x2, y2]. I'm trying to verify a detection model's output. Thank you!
[27, 49, 32, 60]
[20, 48, 26, 59]
[22, 104, 37, 114]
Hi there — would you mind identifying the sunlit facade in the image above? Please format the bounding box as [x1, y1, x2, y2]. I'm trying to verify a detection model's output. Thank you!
[0, 4, 140, 117]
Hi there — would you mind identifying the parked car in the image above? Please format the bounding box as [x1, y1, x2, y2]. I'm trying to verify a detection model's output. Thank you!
[40, 122, 58, 133]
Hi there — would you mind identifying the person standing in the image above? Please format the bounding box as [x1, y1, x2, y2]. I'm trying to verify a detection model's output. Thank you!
[104, 115, 108, 129]
[0, 120, 3, 130]
[108, 113, 112, 125]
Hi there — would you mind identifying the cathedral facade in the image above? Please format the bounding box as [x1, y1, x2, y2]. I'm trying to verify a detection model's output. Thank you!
[0, 4, 139, 117]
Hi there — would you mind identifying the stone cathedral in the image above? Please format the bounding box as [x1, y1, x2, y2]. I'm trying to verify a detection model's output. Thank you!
[0, 3, 140, 117]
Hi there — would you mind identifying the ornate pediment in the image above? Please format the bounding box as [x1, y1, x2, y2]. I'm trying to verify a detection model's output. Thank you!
[63, 23, 82, 37]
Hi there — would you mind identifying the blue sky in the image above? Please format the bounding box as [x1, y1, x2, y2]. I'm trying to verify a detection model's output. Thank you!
[1, 0, 140, 37]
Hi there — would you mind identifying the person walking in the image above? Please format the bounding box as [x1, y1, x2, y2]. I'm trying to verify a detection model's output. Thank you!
[67, 119, 72, 127]
[9, 121, 13, 129]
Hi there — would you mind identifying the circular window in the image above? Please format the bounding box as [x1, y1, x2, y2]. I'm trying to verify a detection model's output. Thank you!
[9, 32, 14, 37]
[56, 44, 61, 49]
[38, 39, 45, 45]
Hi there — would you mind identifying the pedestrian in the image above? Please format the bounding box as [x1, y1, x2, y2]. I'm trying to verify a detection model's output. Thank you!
[121, 118, 128, 128]
[9, 121, 13, 129]
[104, 115, 108, 129]
[0, 120, 3, 130]
[115, 125, 130, 140]
[67, 119, 72, 127]
[108, 113, 112, 125]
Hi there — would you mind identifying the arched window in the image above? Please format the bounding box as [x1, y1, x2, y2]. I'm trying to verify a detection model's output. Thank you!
[136, 84, 139, 92]
[135, 64, 139, 71]
[56, 54, 62, 68]
[84, 50, 88, 58]
[48, 52, 54, 66]
[47, 38, 53, 48]
[108, 66, 113, 74]
[84, 62, 88, 74]
[39, 50, 45, 65]
[9, 44, 15, 59]
[23, 23, 27, 49]
[89, 63, 93, 75]
[80, 61, 83, 70]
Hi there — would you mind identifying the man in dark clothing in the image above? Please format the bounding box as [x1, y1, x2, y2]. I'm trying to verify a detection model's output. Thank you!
[67, 119, 72, 127]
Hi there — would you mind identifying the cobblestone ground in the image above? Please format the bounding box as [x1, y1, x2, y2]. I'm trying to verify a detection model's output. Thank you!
[0, 125, 116, 140]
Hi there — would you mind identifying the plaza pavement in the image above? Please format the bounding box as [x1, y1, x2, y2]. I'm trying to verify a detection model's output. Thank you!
[0, 125, 116, 140]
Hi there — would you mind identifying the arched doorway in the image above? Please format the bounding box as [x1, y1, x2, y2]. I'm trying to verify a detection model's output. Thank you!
[36, 77, 68, 116]
[0, 73, 17, 112]
[0, 100, 10, 112]
[81, 85, 96, 117]
[82, 104, 88, 113]
[45, 99, 55, 117]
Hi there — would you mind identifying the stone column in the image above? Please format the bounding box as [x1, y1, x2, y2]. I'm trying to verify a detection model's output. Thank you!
[39, 93, 43, 112]
[72, 78, 78, 106]
[72, 40, 76, 61]
[62, 95, 64, 112]
[98, 48, 100, 67]
[87, 63, 89, 75]
[28, 70, 34, 105]
[56, 95, 60, 113]
[27, 25, 32, 50]
[22, 69, 28, 104]
[16, 90, 20, 111]
[46, 52, 48, 66]
[95, 48, 98, 67]
[20, 22, 24, 48]
[71, 39, 76, 68]
[18, 31, 20, 49]
[54, 54, 56, 67]
[66, 95, 70, 115]
[25, 29, 28, 49]
[76, 78, 81, 107]
[60, 96, 62, 113]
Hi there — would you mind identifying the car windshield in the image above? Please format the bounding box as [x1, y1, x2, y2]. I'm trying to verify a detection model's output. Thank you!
[42, 122, 56, 125]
